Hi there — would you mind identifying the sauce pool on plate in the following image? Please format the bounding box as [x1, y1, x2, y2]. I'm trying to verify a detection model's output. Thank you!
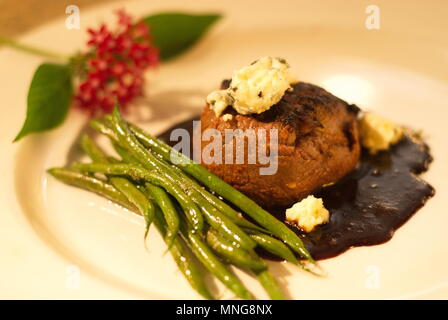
[158, 117, 434, 260]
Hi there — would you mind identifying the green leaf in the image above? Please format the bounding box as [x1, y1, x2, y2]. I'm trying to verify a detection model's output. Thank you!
[14, 63, 73, 142]
[143, 12, 221, 61]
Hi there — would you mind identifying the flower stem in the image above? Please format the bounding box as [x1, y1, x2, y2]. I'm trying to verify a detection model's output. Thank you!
[0, 36, 69, 62]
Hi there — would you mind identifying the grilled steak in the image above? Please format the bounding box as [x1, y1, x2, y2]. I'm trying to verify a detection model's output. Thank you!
[199, 81, 361, 208]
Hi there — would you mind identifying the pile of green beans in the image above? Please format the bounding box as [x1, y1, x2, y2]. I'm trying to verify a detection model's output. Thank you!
[48, 106, 321, 300]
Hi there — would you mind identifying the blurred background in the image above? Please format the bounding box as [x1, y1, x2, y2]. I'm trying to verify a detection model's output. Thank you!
[0, 0, 116, 36]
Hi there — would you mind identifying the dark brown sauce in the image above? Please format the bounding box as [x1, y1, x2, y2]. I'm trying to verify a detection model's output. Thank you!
[158, 117, 435, 260]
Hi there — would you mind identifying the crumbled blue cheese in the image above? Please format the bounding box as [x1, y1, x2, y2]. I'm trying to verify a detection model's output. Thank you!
[206, 90, 234, 117]
[221, 114, 233, 121]
[206, 57, 296, 116]
[359, 112, 403, 154]
[285, 195, 329, 232]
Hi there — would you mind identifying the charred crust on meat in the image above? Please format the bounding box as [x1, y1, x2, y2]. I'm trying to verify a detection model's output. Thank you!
[221, 79, 231, 90]
[213, 82, 360, 145]
[343, 121, 356, 151]
[347, 103, 361, 114]
[220, 80, 360, 116]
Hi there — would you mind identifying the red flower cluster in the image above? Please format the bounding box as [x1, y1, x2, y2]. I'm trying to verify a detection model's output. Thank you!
[75, 9, 158, 114]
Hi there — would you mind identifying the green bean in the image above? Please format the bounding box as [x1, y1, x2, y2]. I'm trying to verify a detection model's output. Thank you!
[74, 161, 256, 250]
[113, 142, 138, 163]
[114, 178, 155, 235]
[114, 138, 260, 250]
[131, 124, 314, 262]
[80, 133, 108, 163]
[256, 270, 285, 300]
[152, 206, 214, 300]
[106, 156, 121, 164]
[106, 114, 255, 249]
[112, 142, 180, 244]
[130, 124, 172, 158]
[114, 122, 263, 233]
[109, 129, 259, 248]
[247, 230, 325, 276]
[115, 124, 249, 231]
[246, 230, 299, 264]
[108, 112, 256, 248]
[79, 134, 155, 231]
[206, 229, 266, 273]
[162, 171, 256, 250]
[114, 136, 265, 238]
[145, 182, 179, 247]
[47, 168, 131, 207]
[114, 126, 257, 231]
[155, 154, 257, 251]
[180, 224, 254, 300]
[72, 162, 203, 230]
[159, 157, 268, 233]
[90, 118, 118, 140]
[206, 229, 286, 299]
[198, 202, 256, 250]
[107, 108, 204, 231]
[49, 167, 214, 299]
[102, 112, 260, 246]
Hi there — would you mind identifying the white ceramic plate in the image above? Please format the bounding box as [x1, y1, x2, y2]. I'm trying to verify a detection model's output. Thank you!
[1, 0, 447, 299]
